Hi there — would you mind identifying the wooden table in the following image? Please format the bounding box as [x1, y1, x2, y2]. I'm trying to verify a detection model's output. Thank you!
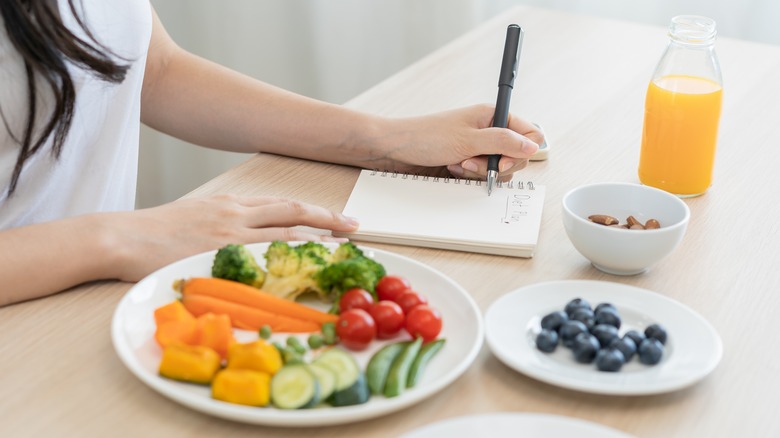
[2, 6, 779, 437]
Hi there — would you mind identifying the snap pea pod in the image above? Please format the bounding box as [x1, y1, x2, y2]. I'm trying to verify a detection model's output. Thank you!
[406, 338, 446, 388]
[366, 341, 409, 395]
[383, 337, 423, 398]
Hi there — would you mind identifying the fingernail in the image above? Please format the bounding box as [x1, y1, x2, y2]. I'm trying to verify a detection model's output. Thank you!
[342, 215, 360, 228]
[462, 160, 478, 172]
[447, 164, 464, 177]
[500, 161, 515, 172]
[522, 140, 539, 155]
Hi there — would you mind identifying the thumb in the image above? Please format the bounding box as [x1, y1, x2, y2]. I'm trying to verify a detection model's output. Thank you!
[479, 126, 539, 159]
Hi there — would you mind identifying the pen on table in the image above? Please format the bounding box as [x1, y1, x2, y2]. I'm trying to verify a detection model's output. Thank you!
[487, 24, 524, 196]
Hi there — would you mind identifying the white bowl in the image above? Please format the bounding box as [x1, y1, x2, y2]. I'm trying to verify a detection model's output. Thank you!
[561, 182, 690, 275]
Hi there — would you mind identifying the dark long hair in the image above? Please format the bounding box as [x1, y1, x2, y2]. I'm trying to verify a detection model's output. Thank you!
[0, 0, 129, 196]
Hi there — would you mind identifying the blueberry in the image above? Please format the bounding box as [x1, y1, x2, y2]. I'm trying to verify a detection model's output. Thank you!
[570, 308, 595, 330]
[564, 298, 591, 317]
[624, 329, 646, 347]
[594, 302, 617, 314]
[594, 308, 622, 329]
[535, 329, 559, 353]
[638, 338, 665, 365]
[571, 332, 600, 363]
[595, 348, 626, 372]
[608, 336, 637, 361]
[559, 320, 589, 348]
[645, 324, 668, 345]
[590, 324, 620, 348]
[540, 310, 568, 332]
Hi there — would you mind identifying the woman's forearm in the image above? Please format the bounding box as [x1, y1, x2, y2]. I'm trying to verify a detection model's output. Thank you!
[143, 54, 388, 165]
[140, 10, 389, 168]
[0, 215, 121, 306]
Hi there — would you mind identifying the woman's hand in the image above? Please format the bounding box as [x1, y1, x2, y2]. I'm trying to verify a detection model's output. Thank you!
[374, 104, 543, 181]
[107, 194, 359, 282]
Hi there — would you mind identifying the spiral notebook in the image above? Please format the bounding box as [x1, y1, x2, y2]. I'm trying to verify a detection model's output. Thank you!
[335, 169, 546, 257]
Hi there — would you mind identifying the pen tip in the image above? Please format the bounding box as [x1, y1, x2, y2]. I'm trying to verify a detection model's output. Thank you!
[487, 171, 497, 196]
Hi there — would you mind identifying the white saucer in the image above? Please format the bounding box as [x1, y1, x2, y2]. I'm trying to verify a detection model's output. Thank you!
[484, 280, 722, 395]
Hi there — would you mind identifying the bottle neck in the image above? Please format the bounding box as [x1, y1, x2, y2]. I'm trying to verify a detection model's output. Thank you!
[652, 15, 722, 85]
[668, 15, 717, 46]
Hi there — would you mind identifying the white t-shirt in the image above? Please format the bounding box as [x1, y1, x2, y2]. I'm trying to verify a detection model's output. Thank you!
[0, 0, 152, 229]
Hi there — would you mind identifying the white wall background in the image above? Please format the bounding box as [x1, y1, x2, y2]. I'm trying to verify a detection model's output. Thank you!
[138, 0, 780, 208]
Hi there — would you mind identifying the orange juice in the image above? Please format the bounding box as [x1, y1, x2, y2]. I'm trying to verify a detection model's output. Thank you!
[638, 75, 723, 196]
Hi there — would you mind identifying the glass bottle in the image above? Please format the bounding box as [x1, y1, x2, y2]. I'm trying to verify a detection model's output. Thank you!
[638, 15, 723, 197]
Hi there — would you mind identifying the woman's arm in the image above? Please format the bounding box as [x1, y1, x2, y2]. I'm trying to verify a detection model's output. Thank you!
[0, 215, 117, 307]
[140, 9, 542, 180]
[0, 195, 358, 307]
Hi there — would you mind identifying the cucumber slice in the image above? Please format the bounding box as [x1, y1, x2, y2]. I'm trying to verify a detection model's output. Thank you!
[312, 348, 370, 406]
[308, 363, 337, 402]
[329, 372, 370, 407]
[312, 348, 360, 391]
[270, 364, 320, 409]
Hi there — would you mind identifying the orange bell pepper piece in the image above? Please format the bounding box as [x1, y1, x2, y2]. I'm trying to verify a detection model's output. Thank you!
[159, 342, 221, 385]
[194, 312, 235, 359]
[155, 319, 198, 349]
[154, 300, 195, 326]
[154, 301, 198, 348]
[212, 369, 271, 407]
[226, 340, 283, 375]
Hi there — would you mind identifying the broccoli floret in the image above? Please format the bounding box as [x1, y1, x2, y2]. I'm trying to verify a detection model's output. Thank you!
[211, 243, 266, 288]
[264, 241, 302, 277]
[330, 242, 365, 263]
[253, 241, 386, 305]
[296, 241, 333, 263]
[261, 241, 329, 300]
[298, 249, 328, 277]
[316, 255, 386, 309]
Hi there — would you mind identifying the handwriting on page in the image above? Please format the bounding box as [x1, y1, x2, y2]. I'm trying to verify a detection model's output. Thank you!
[502, 194, 531, 223]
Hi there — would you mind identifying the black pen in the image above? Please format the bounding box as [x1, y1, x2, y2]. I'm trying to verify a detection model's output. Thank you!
[487, 24, 523, 196]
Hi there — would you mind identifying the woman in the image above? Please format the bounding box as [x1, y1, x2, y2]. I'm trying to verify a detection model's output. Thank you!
[0, 0, 541, 306]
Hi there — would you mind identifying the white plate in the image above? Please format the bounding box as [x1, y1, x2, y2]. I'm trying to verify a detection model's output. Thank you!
[484, 280, 722, 395]
[111, 242, 483, 427]
[402, 412, 635, 438]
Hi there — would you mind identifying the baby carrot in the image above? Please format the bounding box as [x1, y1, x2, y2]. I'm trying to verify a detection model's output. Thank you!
[175, 277, 338, 325]
[181, 293, 321, 333]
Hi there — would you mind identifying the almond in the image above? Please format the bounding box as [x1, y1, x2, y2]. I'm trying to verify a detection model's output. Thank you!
[588, 214, 619, 226]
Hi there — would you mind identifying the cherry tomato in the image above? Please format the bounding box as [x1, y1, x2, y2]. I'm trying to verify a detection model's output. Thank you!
[376, 275, 412, 302]
[405, 305, 442, 342]
[336, 309, 376, 351]
[368, 300, 405, 339]
[395, 290, 429, 314]
[339, 288, 374, 313]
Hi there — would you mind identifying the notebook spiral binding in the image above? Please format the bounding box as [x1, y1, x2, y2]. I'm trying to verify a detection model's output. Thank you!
[370, 169, 535, 190]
